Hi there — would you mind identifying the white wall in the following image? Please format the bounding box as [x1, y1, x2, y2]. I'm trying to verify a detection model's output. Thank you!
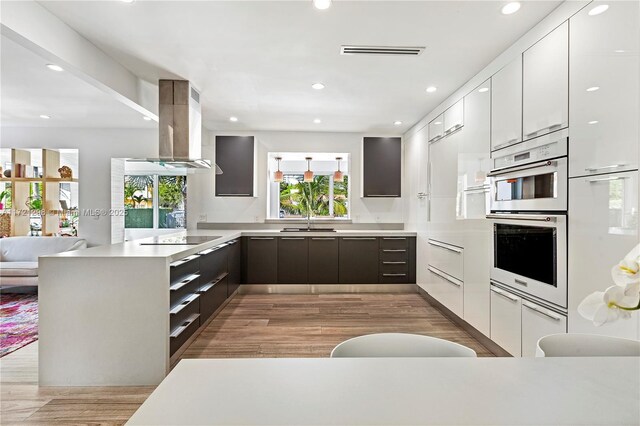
[188, 130, 405, 224]
[1, 127, 157, 246]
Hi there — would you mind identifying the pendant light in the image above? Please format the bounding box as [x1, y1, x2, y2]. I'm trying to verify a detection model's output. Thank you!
[333, 157, 344, 182]
[273, 157, 283, 182]
[304, 157, 314, 182]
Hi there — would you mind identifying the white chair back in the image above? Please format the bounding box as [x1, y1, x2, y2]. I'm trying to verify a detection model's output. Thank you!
[330, 333, 477, 358]
[536, 333, 640, 357]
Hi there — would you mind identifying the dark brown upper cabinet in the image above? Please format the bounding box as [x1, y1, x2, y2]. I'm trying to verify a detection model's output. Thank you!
[362, 137, 402, 198]
[215, 136, 255, 197]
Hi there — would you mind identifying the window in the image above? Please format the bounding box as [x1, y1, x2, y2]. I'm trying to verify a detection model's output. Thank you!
[277, 174, 349, 219]
[124, 175, 186, 229]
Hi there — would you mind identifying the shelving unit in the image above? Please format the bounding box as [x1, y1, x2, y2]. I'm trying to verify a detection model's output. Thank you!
[0, 148, 79, 237]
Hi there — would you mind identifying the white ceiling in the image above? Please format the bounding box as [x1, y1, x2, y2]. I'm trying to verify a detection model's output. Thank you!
[0, 35, 156, 129]
[24, 1, 561, 133]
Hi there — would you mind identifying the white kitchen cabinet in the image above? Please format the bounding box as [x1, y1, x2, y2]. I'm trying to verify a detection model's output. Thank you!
[459, 80, 491, 219]
[522, 22, 569, 140]
[427, 239, 463, 281]
[491, 57, 522, 151]
[569, 1, 639, 177]
[490, 285, 522, 357]
[521, 300, 567, 357]
[463, 220, 491, 337]
[428, 114, 444, 143]
[443, 99, 464, 135]
[568, 171, 639, 340]
[429, 130, 464, 248]
[426, 266, 464, 318]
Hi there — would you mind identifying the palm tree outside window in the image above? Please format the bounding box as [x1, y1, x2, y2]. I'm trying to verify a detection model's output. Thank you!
[279, 174, 349, 219]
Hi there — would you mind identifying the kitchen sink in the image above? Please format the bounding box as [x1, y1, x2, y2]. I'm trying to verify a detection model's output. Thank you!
[280, 228, 336, 232]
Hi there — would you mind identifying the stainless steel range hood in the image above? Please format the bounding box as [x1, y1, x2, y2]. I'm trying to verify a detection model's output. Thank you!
[131, 80, 221, 173]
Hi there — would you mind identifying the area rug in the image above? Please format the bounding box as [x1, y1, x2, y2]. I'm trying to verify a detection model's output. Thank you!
[1, 293, 38, 358]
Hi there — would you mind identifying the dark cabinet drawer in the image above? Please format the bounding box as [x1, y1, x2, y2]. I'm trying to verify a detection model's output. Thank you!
[380, 261, 409, 274]
[379, 250, 408, 262]
[199, 245, 228, 284]
[227, 239, 242, 297]
[379, 237, 409, 250]
[170, 311, 200, 357]
[198, 276, 228, 323]
[308, 237, 339, 284]
[246, 237, 278, 284]
[339, 237, 379, 283]
[170, 254, 200, 284]
[278, 237, 308, 284]
[170, 293, 200, 331]
[170, 273, 201, 307]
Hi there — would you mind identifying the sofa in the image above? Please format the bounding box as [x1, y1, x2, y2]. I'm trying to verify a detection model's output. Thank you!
[0, 237, 87, 287]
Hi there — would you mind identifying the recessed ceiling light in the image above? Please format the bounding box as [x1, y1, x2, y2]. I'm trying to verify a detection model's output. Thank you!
[478, 87, 489, 93]
[394, 121, 403, 126]
[313, 0, 332, 10]
[588, 4, 609, 16]
[39, 115, 51, 119]
[614, 49, 626, 53]
[311, 82, 325, 90]
[588, 120, 599, 125]
[586, 86, 600, 92]
[46, 64, 64, 72]
[434, 121, 442, 125]
[426, 86, 437, 93]
[143, 116, 152, 121]
[229, 117, 238, 122]
[501, 2, 521, 15]
[314, 118, 322, 124]
[121, 0, 135, 3]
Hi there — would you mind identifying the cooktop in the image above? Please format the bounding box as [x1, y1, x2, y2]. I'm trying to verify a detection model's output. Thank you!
[139, 236, 221, 245]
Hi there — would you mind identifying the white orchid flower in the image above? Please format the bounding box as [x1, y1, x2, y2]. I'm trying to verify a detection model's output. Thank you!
[578, 283, 640, 326]
[611, 244, 640, 286]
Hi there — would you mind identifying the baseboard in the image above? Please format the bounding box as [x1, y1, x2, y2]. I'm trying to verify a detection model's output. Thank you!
[239, 284, 419, 294]
[416, 287, 511, 357]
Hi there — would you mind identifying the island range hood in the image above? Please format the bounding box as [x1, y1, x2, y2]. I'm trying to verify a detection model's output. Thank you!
[131, 79, 222, 173]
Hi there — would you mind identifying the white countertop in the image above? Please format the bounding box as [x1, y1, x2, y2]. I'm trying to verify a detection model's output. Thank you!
[44, 229, 417, 262]
[127, 357, 640, 425]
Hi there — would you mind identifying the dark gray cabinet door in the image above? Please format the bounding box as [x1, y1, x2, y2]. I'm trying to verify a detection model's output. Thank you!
[215, 136, 254, 197]
[363, 137, 401, 198]
[277, 237, 308, 284]
[199, 245, 228, 284]
[308, 237, 339, 284]
[227, 239, 242, 296]
[339, 237, 379, 283]
[246, 237, 278, 284]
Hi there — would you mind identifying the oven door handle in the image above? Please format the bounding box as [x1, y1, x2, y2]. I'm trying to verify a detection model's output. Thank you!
[486, 214, 557, 223]
[487, 160, 557, 177]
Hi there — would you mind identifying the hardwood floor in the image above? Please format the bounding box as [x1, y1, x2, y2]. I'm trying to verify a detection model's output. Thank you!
[1, 292, 494, 425]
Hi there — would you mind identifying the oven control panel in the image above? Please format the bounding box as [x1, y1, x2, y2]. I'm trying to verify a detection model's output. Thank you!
[492, 129, 568, 171]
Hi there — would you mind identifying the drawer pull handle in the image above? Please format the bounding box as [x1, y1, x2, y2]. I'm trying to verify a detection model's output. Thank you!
[492, 138, 520, 151]
[170, 314, 200, 339]
[382, 237, 406, 240]
[169, 294, 200, 315]
[365, 194, 400, 197]
[250, 237, 275, 240]
[522, 302, 562, 321]
[170, 274, 200, 291]
[383, 249, 406, 253]
[587, 176, 629, 183]
[427, 266, 462, 287]
[525, 123, 563, 138]
[217, 193, 251, 196]
[514, 278, 528, 287]
[383, 273, 407, 277]
[343, 238, 377, 240]
[281, 237, 305, 240]
[427, 239, 462, 254]
[311, 237, 336, 240]
[169, 254, 201, 268]
[383, 261, 407, 265]
[585, 164, 629, 173]
[196, 273, 227, 293]
[490, 287, 519, 302]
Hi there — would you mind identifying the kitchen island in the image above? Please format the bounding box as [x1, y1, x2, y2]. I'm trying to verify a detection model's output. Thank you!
[38, 229, 417, 386]
[127, 357, 640, 425]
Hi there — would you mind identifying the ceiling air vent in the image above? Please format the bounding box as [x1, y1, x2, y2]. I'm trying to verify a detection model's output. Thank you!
[340, 45, 425, 56]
